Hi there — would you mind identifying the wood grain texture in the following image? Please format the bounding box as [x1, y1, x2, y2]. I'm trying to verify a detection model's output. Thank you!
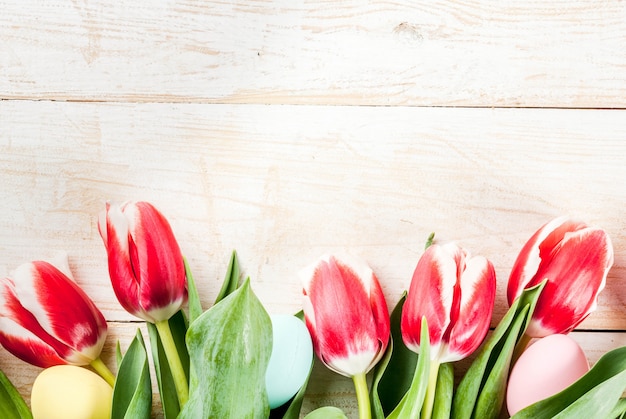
[1, 100, 625, 329]
[1, 0, 625, 107]
[2, 1, 626, 417]
[2, 101, 625, 417]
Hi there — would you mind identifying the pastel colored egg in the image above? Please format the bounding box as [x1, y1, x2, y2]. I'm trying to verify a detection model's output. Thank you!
[506, 334, 590, 415]
[265, 314, 313, 409]
[31, 365, 113, 419]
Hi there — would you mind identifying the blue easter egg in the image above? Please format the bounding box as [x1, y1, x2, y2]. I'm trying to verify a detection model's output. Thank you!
[265, 314, 313, 409]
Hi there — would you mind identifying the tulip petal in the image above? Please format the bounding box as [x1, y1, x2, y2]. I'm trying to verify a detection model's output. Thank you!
[101, 202, 145, 319]
[527, 227, 613, 336]
[507, 217, 586, 305]
[0, 318, 68, 367]
[125, 202, 186, 320]
[301, 255, 389, 377]
[12, 261, 108, 364]
[445, 256, 496, 362]
[0, 279, 71, 367]
[45, 251, 74, 282]
[369, 271, 392, 362]
[401, 244, 460, 358]
[97, 207, 108, 243]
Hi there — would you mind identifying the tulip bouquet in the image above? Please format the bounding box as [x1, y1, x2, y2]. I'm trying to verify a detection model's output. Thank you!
[0, 201, 313, 419]
[0, 203, 623, 419]
[299, 218, 622, 419]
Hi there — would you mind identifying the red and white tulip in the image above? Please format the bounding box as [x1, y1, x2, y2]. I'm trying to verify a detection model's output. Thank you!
[507, 216, 614, 337]
[98, 201, 187, 323]
[300, 254, 390, 377]
[401, 243, 496, 363]
[0, 254, 108, 368]
[301, 254, 390, 419]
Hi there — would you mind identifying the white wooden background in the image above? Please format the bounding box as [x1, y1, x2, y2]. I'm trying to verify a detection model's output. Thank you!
[1, 1, 625, 417]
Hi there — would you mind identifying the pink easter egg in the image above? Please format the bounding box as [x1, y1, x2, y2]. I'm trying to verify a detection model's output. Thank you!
[506, 334, 590, 415]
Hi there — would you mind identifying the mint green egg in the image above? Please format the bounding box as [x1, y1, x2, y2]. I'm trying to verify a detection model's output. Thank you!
[265, 314, 313, 409]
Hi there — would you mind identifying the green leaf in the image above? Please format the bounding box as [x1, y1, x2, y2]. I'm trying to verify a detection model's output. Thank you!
[294, 309, 304, 321]
[0, 367, 32, 419]
[370, 292, 418, 417]
[425, 232, 436, 249]
[432, 362, 454, 419]
[147, 310, 190, 419]
[452, 280, 546, 419]
[513, 345, 626, 419]
[387, 317, 431, 419]
[303, 406, 349, 418]
[609, 398, 626, 419]
[214, 250, 241, 305]
[370, 336, 395, 419]
[184, 257, 203, 323]
[115, 341, 123, 368]
[554, 370, 626, 419]
[179, 277, 273, 418]
[473, 305, 529, 418]
[111, 329, 152, 419]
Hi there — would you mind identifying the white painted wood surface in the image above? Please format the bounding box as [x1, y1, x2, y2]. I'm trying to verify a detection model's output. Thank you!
[2, 1, 626, 107]
[1, 1, 626, 417]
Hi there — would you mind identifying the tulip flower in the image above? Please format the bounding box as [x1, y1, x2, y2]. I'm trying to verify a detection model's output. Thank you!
[98, 201, 188, 405]
[507, 217, 614, 340]
[0, 254, 114, 386]
[301, 254, 390, 419]
[98, 201, 186, 323]
[401, 243, 496, 419]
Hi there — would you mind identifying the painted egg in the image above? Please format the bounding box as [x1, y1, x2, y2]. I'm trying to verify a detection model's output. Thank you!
[506, 334, 590, 415]
[31, 365, 113, 419]
[265, 314, 313, 409]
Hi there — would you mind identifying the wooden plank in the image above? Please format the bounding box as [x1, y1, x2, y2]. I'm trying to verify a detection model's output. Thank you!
[2, 1, 626, 107]
[1, 100, 625, 331]
[0, 322, 622, 418]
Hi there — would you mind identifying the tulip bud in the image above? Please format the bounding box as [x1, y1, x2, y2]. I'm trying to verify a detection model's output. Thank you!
[31, 365, 112, 419]
[300, 254, 390, 377]
[0, 254, 108, 368]
[98, 201, 187, 323]
[401, 243, 496, 363]
[507, 217, 614, 337]
[301, 254, 390, 419]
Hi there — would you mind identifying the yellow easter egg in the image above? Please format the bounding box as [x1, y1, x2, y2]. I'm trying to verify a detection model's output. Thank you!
[31, 365, 112, 419]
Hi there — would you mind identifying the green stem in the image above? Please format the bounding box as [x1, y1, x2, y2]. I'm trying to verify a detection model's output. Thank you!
[424, 232, 435, 249]
[353, 372, 371, 419]
[512, 332, 533, 367]
[155, 319, 189, 407]
[420, 359, 440, 419]
[89, 356, 116, 387]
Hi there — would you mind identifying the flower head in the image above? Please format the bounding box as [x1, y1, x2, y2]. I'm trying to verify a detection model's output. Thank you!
[0, 254, 108, 368]
[401, 243, 496, 362]
[98, 201, 187, 323]
[300, 254, 390, 377]
[507, 216, 614, 337]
